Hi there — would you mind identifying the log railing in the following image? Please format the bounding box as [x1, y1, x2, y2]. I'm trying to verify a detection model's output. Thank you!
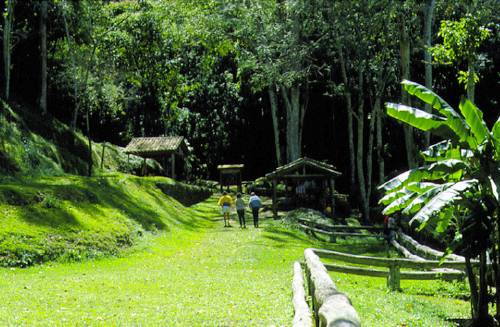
[312, 248, 468, 291]
[292, 262, 312, 327]
[396, 230, 466, 262]
[297, 218, 387, 242]
[303, 249, 360, 327]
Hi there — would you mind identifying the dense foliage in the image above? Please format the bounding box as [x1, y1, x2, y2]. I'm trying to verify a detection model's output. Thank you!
[0, 0, 498, 213]
[379, 81, 499, 324]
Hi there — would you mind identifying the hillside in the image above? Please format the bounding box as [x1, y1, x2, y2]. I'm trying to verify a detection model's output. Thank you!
[0, 101, 214, 266]
[0, 100, 160, 177]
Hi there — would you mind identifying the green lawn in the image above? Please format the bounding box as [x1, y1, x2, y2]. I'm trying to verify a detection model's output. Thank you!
[0, 193, 470, 326]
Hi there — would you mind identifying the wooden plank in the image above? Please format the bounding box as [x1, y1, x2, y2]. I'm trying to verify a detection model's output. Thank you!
[311, 248, 470, 270]
[324, 263, 388, 277]
[387, 262, 400, 291]
[297, 219, 385, 231]
[292, 262, 313, 327]
[400, 270, 465, 281]
[324, 262, 464, 283]
[299, 224, 384, 239]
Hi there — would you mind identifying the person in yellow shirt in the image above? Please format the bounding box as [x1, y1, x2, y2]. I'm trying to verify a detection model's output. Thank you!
[217, 191, 233, 227]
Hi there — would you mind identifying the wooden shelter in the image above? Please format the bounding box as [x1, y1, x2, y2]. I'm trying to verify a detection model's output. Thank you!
[217, 164, 244, 193]
[124, 136, 190, 178]
[265, 157, 341, 218]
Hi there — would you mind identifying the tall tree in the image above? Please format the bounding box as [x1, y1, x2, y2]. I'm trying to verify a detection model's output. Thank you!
[431, 14, 491, 103]
[396, 0, 420, 169]
[423, 0, 436, 146]
[2, 0, 15, 100]
[39, 0, 48, 114]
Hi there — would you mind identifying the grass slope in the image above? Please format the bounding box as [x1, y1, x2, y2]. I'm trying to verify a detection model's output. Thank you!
[0, 100, 159, 177]
[0, 173, 209, 266]
[0, 196, 470, 326]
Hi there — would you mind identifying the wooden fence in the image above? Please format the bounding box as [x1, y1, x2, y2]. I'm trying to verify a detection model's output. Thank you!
[302, 249, 360, 327]
[297, 218, 387, 242]
[396, 230, 466, 262]
[292, 261, 312, 327]
[311, 248, 467, 291]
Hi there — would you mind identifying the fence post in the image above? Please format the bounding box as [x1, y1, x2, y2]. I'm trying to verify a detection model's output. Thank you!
[387, 262, 400, 291]
[329, 233, 337, 243]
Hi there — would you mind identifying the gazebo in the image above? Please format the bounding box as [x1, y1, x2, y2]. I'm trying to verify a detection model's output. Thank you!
[124, 136, 190, 178]
[217, 164, 244, 193]
[265, 157, 342, 218]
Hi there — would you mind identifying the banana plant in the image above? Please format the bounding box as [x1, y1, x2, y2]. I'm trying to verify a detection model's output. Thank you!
[379, 80, 499, 324]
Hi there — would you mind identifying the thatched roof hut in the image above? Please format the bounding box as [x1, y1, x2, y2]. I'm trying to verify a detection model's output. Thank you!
[124, 136, 189, 157]
[217, 164, 244, 192]
[124, 136, 190, 178]
[265, 157, 342, 218]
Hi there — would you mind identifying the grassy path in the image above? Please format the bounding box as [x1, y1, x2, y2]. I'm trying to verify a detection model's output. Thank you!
[0, 198, 315, 326]
[0, 195, 470, 326]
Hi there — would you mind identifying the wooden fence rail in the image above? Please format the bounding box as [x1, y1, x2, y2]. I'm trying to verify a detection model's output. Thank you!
[396, 231, 466, 262]
[311, 248, 468, 291]
[292, 262, 312, 327]
[297, 219, 388, 242]
[304, 249, 361, 326]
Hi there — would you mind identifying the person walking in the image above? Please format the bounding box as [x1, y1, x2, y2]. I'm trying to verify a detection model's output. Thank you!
[217, 191, 233, 227]
[235, 193, 246, 228]
[248, 192, 262, 228]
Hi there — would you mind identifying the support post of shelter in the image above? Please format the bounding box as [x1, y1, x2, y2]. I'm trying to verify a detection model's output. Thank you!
[329, 178, 335, 217]
[238, 171, 242, 193]
[272, 178, 277, 219]
[220, 174, 223, 193]
[171, 153, 176, 179]
[142, 157, 147, 176]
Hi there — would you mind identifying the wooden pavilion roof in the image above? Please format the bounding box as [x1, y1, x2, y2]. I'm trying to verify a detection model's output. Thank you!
[265, 157, 341, 179]
[124, 136, 189, 157]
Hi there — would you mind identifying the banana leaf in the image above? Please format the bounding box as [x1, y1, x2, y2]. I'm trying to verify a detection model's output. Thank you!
[402, 183, 453, 215]
[493, 117, 500, 156]
[386, 103, 446, 131]
[459, 98, 489, 145]
[410, 179, 478, 227]
[382, 192, 417, 215]
[379, 187, 413, 205]
[421, 140, 473, 162]
[378, 159, 467, 193]
[401, 80, 475, 148]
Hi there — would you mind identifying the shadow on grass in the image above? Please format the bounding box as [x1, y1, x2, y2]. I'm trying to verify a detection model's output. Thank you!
[0, 176, 215, 233]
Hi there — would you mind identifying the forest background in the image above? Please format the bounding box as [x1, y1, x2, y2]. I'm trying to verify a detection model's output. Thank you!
[1, 0, 498, 222]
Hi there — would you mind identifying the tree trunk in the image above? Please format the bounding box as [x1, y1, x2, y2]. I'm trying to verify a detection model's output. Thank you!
[86, 106, 93, 177]
[39, 0, 48, 115]
[3, 0, 15, 100]
[376, 93, 385, 185]
[423, 0, 436, 147]
[467, 60, 475, 103]
[299, 86, 308, 155]
[355, 68, 369, 223]
[366, 95, 378, 203]
[281, 85, 301, 163]
[338, 48, 356, 193]
[477, 251, 490, 323]
[496, 209, 500, 321]
[268, 86, 282, 166]
[466, 257, 479, 319]
[369, 71, 386, 199]
[400, 32, 416, 168]
[60, 1, 80, 132]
